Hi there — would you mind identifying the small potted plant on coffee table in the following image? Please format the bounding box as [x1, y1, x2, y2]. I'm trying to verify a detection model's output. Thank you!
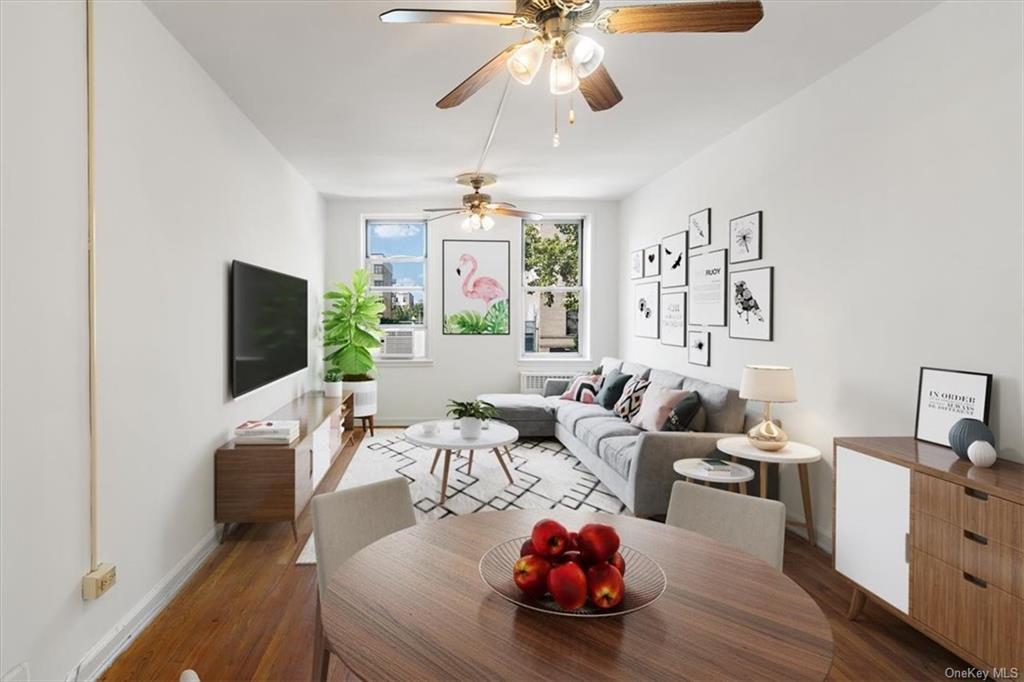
[446, 399, 498, 439]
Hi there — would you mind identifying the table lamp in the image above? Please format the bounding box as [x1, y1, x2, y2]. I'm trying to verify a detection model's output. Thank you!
[740, 365, 796, 451]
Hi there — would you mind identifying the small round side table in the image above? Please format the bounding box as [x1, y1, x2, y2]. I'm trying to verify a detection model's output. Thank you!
[673, 458, 755, 494]
[716, 436, 822, 547]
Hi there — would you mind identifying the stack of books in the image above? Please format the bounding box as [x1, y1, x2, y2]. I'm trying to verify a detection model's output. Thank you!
[234, 420, 299, 445]
[699, 458, 733, 473]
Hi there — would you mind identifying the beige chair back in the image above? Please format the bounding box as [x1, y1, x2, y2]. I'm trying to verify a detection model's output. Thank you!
[311, 477, 416, 597]
[665, 480, 786, 570]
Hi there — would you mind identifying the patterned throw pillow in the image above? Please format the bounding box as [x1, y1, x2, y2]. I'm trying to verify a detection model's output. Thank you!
[560, 374, 605, 404]
[631, 385, 691, 431]
[661, 392, 703, 432]
[613, 377, 651, 420]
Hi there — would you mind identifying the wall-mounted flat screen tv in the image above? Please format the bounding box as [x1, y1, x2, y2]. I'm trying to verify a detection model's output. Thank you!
[231, 260, 307, 397]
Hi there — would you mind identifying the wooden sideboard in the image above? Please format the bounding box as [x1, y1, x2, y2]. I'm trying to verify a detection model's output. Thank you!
[215, 391, 353, 541]
[834, 437, 1023, 671]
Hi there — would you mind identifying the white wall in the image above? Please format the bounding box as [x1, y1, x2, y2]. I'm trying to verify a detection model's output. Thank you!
[325, 198, 620, 424]
[0, 1, 325, 679]
[618, 0, 1023, 550]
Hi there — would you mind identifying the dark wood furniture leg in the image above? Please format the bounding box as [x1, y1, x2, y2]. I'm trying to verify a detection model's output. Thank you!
[440, 449, 452, 503]
[430, 448, 441, 473]
[760, 462, 769, 498]
[368, 415, 375, 436]
[798, 462, 817, 547]
[847, 587, 867, 620]
[313, 599, 331, 682]
[492, 448, 514, 484]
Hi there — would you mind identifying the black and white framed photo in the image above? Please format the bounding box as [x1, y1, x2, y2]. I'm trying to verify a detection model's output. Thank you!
[915, 367, 993, 447]
[660, 231, 688, 288]
[634, 281, 660, 338]
[630, 250, 644, 279]
[730, 211, 762, 264]
[729, 266, 773, 341]
[688, 249, 727, 326]
[660, 291, 686, 347]
[643, 245, 660, 278]
[688, 208, 711, 249]
[688, 330, 710, 366]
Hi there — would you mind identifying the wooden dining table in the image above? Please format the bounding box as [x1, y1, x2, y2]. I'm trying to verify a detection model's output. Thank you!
[321, 509, 834, 681]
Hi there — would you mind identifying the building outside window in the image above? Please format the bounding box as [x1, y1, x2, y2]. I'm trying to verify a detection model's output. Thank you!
[364, 220, 428, 359]
[522, 219, 585, 357]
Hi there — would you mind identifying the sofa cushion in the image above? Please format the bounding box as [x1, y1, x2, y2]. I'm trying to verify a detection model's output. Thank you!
[598, 436, 639, 479]
[595, 369, 632, 410]
[559, 374, 604, 403]
[621, 361, 651, 379]
[577, 417, 642, 453]
[660, 392, 703, 432]
[555, 401, 613, 432]
[599, 356, 623, 374]
[613, 377, 650, 420]
[680, 377, 746, 433]
[648, 369, 686, 389]
[631, 385, 691, 431]
[477, 393, 553, 422]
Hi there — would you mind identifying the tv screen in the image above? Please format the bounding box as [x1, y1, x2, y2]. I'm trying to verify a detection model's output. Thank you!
[231, 260, 308, 397]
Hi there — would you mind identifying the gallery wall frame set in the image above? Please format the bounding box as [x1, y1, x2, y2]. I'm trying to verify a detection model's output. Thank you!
[689, 208, 711, 249]
[660, 231, 688, 289]
[914, 367, 993, 447]
[688, 330, 710, 366]
[643, 245, 660, 278]
[441, 239, 511, 336]
[688, 249, 727, 327]
[634, 281, 660, 339]
[729, 266, 773, 341]
[630, 250, 644, 279]
[660, 291, 686, 347]
[730, 211, 762, 264]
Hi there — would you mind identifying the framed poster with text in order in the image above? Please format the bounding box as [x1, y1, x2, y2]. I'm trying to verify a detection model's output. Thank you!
[914, 367, 992, 447]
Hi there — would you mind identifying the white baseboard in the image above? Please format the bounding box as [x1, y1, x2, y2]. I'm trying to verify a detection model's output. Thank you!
[73, 527, 219, 681]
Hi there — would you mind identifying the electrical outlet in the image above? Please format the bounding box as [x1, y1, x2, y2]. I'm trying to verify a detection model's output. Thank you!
[1, 662, 30, 682]
[82, 563, 116, 600]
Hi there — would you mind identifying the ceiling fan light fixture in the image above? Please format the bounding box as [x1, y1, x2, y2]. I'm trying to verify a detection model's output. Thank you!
[462, 213, 484, 232]
[507, 38, 545, 85]
[481, 214, 495, 231]
[548, 52, 579, 95]
[564, 33, 604, 79]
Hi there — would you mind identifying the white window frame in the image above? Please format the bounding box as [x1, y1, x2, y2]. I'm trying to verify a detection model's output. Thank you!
[520, 217, 588, 360]
[363, 217, 429, 362]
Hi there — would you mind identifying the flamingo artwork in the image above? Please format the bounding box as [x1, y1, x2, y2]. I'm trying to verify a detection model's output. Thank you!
[456, 253, 505, 307]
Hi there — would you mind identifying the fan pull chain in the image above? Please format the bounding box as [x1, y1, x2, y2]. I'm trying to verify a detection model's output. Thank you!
[553, 96, 560, 148]
[569, 90, 576, 125]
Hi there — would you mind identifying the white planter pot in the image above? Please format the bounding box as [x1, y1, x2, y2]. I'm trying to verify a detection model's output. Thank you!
[345, 379, 378, 418]
[323, 381, 344, 398]
[460, 417, 482, 439]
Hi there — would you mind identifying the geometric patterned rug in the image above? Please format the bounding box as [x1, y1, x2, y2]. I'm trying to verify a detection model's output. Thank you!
[296, 428, 628, 564]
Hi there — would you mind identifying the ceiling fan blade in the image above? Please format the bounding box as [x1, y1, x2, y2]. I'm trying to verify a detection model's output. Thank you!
[423, 207, 465, 212]
[486, 201, 518, 209]
[491, 207, 543, 220]
[596, 1, 763, 34]
[425, 211, 465, 222]
[579, 64, 623, 111]
[437, 42, 523, 109]
[379, 9, 517, 26]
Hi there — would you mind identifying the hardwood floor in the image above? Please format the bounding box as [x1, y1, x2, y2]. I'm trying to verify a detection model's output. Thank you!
[103, 431, 967, 681]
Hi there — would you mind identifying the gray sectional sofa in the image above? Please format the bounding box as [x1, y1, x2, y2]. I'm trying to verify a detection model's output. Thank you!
[481, 356, 768, 518]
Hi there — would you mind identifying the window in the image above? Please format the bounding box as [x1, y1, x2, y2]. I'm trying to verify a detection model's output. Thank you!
[522, 219, 585, 357]
[365, 220, 428, 359]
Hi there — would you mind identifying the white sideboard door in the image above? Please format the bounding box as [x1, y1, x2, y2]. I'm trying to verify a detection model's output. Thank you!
[834, 446, 911, 613]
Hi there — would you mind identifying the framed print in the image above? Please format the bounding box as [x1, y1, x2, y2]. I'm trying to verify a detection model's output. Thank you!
[688, 249, 727, 326]
[442, 240, 510, 335]
[660, 291, 686, 347]
[634, 281, 660, 338]
[643, 245, 660, 278]
[729, 266, 773, 341]
[730, 211, 762, 263]
[688, 330, 710, 366]
[661, 231, 688, 288]
[688, 208, 711, 249]
[915, 367, 993, 447]
[630, 250, 644, 279]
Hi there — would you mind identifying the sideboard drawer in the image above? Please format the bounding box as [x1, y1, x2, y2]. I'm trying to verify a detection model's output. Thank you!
[912, 471, 960, 524]
[961, 490, 1024, 552]
[961, 533, 1024, 599]
[912, 511, 960, 566]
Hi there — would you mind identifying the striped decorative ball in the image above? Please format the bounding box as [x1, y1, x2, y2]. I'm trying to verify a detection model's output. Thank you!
[948, 418, 995, 459]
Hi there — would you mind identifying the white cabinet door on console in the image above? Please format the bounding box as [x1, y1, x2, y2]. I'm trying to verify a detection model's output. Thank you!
[835, 446, 910, 613]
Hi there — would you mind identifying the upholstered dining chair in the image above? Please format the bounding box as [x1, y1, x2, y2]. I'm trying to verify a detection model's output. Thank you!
[311, 477, 416, 682]
[665, 480, 786, 570]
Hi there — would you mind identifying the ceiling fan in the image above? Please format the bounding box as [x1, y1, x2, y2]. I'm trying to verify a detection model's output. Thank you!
[380, 0, 764, 112]
[424, 173, 543, 231]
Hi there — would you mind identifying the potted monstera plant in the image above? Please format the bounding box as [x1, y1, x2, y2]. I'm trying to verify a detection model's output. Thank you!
[323, 269, 384, 422]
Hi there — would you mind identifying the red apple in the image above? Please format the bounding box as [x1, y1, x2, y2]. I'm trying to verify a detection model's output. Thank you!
[577, 523, 620, 563]
[547, 561, 588, 610]
[587, 563, 625, 609]
[555, 550, 583, 566]
[513, 555, 550, 597]
[531, 519, 569, 558]
[567, 531, 579, 551]
[610, 551, 626, 576]
[520, 539, 536, 557]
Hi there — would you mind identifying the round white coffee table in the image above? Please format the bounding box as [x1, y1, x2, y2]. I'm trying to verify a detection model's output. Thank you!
[716, 436, 822, 546]
[673, 458, 755, 494]
[405, 421, 519, 503]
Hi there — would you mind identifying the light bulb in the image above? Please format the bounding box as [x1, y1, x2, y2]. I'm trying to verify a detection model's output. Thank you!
[552, 131, 560, 148]
[549, 53, 578, 95]
[461, 214, 483, 232]
[507, 38, 545, 85]
[569, 104, 575, 125]
[481, 214, 495, 231]
[564, 33, 604, 79]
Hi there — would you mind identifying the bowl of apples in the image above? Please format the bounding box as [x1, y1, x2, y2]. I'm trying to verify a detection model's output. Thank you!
[478, 518, 666, 617]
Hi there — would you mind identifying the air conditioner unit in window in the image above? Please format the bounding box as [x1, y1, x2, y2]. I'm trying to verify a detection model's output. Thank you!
[381, 329, 415, 358]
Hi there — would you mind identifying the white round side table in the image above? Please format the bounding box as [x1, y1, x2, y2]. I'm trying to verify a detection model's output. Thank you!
[405, 421, 519, 503]
[716, 436, 822, 546]
[673, 458, 755, 494]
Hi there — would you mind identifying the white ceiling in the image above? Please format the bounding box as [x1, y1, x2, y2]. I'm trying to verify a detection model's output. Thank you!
[145, 0, 937, 200]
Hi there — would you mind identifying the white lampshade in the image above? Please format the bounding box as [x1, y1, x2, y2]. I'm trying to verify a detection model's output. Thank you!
[549, 54, 579, 95]
[564, 33, 604, 79]
[461, 214, 482, 232]
[739, 365, 797, 403]
[507, 39, 545, 85]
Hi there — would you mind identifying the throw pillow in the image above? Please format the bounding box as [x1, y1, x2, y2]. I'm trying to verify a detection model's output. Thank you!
[631, 385, 691, 431]
[595, 369, 632, 410]
[660, 392, 703, 432]
[613, 376, 650, 420]
[560, 374, 604, 403]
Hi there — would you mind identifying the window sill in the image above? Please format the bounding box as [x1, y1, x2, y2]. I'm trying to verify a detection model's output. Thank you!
[375, 358, 434, 368]
[518, 357, 592, 364]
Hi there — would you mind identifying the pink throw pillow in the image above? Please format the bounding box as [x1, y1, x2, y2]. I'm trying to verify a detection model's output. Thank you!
[631, 385, 690, 431]
[560, 374, 604, 404]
